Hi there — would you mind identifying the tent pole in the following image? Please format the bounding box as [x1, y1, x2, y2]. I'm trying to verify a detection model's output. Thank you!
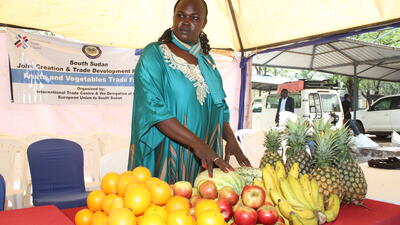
[352, 64, 358, 120]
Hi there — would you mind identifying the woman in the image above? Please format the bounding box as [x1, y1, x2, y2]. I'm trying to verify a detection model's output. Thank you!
[129, 0, 251, 184]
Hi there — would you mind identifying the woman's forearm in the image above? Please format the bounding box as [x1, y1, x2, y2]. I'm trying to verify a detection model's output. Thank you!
[155, 118, 205, 149]
[222, 122, 237, 143]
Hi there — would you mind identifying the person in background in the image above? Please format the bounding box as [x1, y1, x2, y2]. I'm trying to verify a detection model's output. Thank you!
[275, 89, 295, 125]
[341, 94, 360, 136]
[128, 0, 251, 184]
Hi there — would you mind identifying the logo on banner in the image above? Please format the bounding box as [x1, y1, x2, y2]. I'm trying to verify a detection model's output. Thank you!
[82, 45, 102, 59]
[14, 34, 29, 49]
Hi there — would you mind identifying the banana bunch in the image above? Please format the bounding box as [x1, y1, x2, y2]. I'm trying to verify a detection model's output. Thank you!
[261, 163, 341, 225]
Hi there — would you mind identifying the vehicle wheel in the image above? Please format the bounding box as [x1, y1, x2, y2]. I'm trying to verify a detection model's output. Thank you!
[355, 121, 365, 134]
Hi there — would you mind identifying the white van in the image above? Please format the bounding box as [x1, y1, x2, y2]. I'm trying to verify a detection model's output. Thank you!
[252, 84, 344, 131]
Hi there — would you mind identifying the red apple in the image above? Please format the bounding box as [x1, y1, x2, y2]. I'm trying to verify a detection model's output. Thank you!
[233, 205, 258, 225]
[172, 181, 193, 199]
[218, 186, 239, 205]
[277, 216, 285, 223]
[216, 199, 233, 221]
[198, 180, 218, 199]
[274, 221, 285, 225]
[241, 185, 266, 209]
[257, 205, 279, 225]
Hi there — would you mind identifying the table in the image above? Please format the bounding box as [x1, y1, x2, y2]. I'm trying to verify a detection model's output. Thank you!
[61, 199, 400, 225]
[0, 205, 75, 225]
[359, 162, 400, 205]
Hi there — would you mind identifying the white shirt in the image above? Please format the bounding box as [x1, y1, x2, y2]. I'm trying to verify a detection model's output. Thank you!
[280, 97, 287, 113]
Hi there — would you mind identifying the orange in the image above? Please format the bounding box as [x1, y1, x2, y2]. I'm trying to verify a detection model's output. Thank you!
[125, 186, 152, 216]
[165, 196, 190, 213]
[148, 180, 172, 206]
[121, 171, 133, 177]
[145, 177, 162, 188]
[101, 172, 121, 195]
[108, 208, 136, 225]
[131, 166, 152, 183]
[108, 197, 125, 212]
[167, 209, 195, 225]
[144, 205, 168, 221]
[194, 200, 220, 218]
[139, 214, 166, 225]
[102, 194, 118, 214]
[196, 209, 225, 225]
[87, 190, 106, 212]
[124, 181, 147, 196]
[75, 208, 93, 225]
[117, 173, 135, 197]
[90, 211, 107, 225]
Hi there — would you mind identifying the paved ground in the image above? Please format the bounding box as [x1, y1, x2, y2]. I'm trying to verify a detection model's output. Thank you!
[370, 135, 392, 146]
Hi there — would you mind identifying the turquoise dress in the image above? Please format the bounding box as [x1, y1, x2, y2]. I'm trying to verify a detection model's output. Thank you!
[128, 42, 230, 184]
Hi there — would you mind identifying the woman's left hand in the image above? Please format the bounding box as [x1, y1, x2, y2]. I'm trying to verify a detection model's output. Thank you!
[224, 140, 252, 167]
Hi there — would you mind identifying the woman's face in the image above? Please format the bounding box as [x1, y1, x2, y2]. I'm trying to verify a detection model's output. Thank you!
[172, 0, 207, 44]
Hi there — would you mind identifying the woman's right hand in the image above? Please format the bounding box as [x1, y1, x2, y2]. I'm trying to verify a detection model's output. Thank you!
[192, 142, 234, 178]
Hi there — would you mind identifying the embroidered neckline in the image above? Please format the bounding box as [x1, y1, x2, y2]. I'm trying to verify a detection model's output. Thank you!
[160, 44, 209, 106]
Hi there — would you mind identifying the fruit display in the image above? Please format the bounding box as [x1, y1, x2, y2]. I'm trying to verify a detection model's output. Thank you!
[76, 167, 228, 225]
[260, 129, 284, 169]
[194, 168, 246, 194]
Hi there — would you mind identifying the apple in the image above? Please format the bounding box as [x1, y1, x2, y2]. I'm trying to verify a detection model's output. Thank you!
[277, 216, 285, 223]
[172, 181, 193, 199]
[216, 199, 233, 221]
[233, 205, 258, 225]
[218, 186, 239, 205]
[257, 205, 279, 225]
[198, 180, 218, 199]
[274, 221, 285, 225]
[241, 185, 266, 209]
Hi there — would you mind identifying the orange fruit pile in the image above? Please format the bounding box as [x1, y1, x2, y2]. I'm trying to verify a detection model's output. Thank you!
[75, 166, 226, 225]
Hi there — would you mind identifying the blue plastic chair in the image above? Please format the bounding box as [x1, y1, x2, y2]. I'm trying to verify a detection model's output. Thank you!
[0, 174, 5, 211]
[27, 139, 88, 209]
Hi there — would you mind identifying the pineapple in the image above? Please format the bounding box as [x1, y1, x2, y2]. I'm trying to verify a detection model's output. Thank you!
[259, 129, 283, 168]
[334, 126, 367, 204]
[284, 119, 314, 175]
[311, 120, 344, 204]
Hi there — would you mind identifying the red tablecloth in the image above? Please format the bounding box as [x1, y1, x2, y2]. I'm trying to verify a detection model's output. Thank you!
[61, 199, 400, 225]
[0, 205, 75, 225]
[326, 199, 400, 225]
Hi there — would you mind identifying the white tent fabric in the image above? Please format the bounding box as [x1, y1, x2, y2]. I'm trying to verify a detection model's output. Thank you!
[0, 0, 400, 51]
[252, 38, 400, 82]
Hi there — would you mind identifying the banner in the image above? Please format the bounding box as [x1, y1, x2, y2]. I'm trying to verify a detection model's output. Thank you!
[7, 28, 138, 104]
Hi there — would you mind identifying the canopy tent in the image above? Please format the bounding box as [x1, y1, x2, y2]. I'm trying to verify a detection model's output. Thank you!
[0, 0, 399, 51]
[251, 37, 400, 121]
[252, 38, 400, 82]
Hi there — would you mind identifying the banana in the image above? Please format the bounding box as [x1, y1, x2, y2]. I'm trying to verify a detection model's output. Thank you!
[310, 178, 325, 212]
[324, 194, 341, 222]
[279, 177, 310, 209]
[254, 178, 274, 204]
[269, 187, 285, 206]
[288, 162, 300, 179]
[277, 197, 294, 220]
[296, 213, 318, 225]
[275, 161, 286, 180]
[290, 212, 303, 225]
[300, 174, 319, 211]
[287, 175, 313, 209]
[266, 164, 280, 191]
[262, 167, 277, 191]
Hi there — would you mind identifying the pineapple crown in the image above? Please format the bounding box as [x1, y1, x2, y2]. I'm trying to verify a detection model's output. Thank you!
[332, 126, 354, 160]
[284, 119, 311, 156]
[263, 129, 282, 152]
[311, 120, 341, 168]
